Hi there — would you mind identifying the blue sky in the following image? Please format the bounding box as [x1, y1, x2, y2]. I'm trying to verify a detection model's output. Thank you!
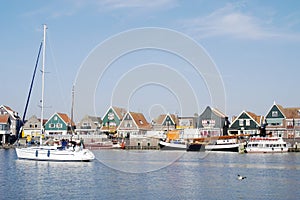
[1, 0, 300, 122]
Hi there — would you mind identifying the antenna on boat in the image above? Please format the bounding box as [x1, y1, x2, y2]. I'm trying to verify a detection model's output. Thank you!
[40, 24, 47, 145]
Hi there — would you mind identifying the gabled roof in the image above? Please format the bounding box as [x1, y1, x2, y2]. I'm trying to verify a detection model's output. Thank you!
[265, 102, 286, 118]
[0, 115, 10, 124]
[0, 105, 13, 112]
[265, 102, 300, 119]
[231, 110, 262, 126]
[154, 113, 178, 125]
[25, 115, 47, 125]
[57, 113, 75, 126]
[112, 106, 127, 120]
[211, 108, 227, 118]
[0, 105, 19, 119]
[81, 115, 101, 122]
[128, 112, 151, 130]
[247, 111, 264, 125]
[282, 107, 300, 119]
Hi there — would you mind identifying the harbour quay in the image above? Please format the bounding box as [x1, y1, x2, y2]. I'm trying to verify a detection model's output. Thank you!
[122, 138, 160, 150]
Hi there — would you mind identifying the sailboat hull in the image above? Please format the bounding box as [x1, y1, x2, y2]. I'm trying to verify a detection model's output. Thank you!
[15, 146, 95, 161]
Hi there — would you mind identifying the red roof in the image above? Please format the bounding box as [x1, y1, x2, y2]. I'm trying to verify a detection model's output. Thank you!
[129, 112, 151, 129]
[0, 115, 10, 123]
[57, 113, 75, 126]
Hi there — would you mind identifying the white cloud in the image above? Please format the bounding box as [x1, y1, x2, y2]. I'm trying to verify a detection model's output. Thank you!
[180, 3, 300, 41]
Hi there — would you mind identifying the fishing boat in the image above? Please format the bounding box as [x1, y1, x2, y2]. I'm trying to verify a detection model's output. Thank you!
[204, 135, 242, 152]
[15, 25, 95, 161]
[244, 136, 288, 153]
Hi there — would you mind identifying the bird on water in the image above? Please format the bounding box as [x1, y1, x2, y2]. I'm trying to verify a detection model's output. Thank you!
[237, 174, 246, 180]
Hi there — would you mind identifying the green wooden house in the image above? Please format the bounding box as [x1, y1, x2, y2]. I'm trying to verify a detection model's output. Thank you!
[100, 106, 127, 134]
[265, 102, 300, 138]
[265, 103, 285, 137]
[44, 112, 74, 135]
[229, 111, 263, 135]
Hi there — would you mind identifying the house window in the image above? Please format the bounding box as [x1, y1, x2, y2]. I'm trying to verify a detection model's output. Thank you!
[35, 124, 38, 128]
[56, 123, 62, 128]
[126, 122, 132, 127]
[246, 119, 250, 126]
[83, 122, 91, 126]
[29, 124, 33, 128]
[239, 119, 244, 126]
[54, 116, 58, 121]
[125, 114, 131, 120]
[49, 123, 55, 128]
[108, 113, 115, 120]
[139, 120, 143, 125]
[272, 111, 278, 117]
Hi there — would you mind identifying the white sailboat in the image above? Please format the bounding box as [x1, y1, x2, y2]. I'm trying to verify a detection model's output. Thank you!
[15, 25, 95, 161]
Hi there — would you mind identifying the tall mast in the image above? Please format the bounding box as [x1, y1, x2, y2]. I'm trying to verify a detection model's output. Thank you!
[41, 24, 47, 135]
[71, 84, 75, 134]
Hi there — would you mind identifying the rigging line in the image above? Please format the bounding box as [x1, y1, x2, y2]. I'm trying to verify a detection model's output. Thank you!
[46, 29, 68, 113]
[22, 41, 43, 123]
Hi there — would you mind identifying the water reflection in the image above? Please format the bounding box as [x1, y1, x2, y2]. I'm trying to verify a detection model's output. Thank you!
[2, 149, 300, 199]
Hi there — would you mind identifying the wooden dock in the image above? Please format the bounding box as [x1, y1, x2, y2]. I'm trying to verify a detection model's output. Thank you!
[124, 145, 160, 150]
[288, 147, 300, 152]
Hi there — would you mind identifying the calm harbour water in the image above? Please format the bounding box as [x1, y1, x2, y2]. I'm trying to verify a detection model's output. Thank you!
[1, 149, 300, 200]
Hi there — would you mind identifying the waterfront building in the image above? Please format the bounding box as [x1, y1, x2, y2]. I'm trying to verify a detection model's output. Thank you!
[198, 106, 228, 137]
[177, 116, 198, 129]
[22, 115, 47, 137]
[118, 112, 151, 138]
[152, 113, 178, 131]
[229, 111, 263, 135]
[265, 102, 300, 138]
[0, 105, 22, 143]
[100, 106, 127, 136]
[0, 115, 11, 144]
[44, 112, 75, 135]
[76, 115, 102, 135]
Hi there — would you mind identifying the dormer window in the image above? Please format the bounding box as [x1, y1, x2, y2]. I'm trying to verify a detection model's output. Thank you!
[272, 111, 278, 117]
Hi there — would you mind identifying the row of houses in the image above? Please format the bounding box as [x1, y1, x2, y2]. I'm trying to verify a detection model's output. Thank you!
[1, 102, 300, 144]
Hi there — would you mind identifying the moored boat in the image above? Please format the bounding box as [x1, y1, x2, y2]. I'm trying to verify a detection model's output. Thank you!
[186, 142, 206, 151]
[15, 25, 95, 162]
[159, 139, 187, 150]
[16, 145, 95, 161]
[204, 135, 243, 153]
[244, 137, 288, 153]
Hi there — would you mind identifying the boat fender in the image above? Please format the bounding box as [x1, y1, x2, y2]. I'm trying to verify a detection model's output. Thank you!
[35, 150, 38, 157]
[47, 150, 50, 157]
